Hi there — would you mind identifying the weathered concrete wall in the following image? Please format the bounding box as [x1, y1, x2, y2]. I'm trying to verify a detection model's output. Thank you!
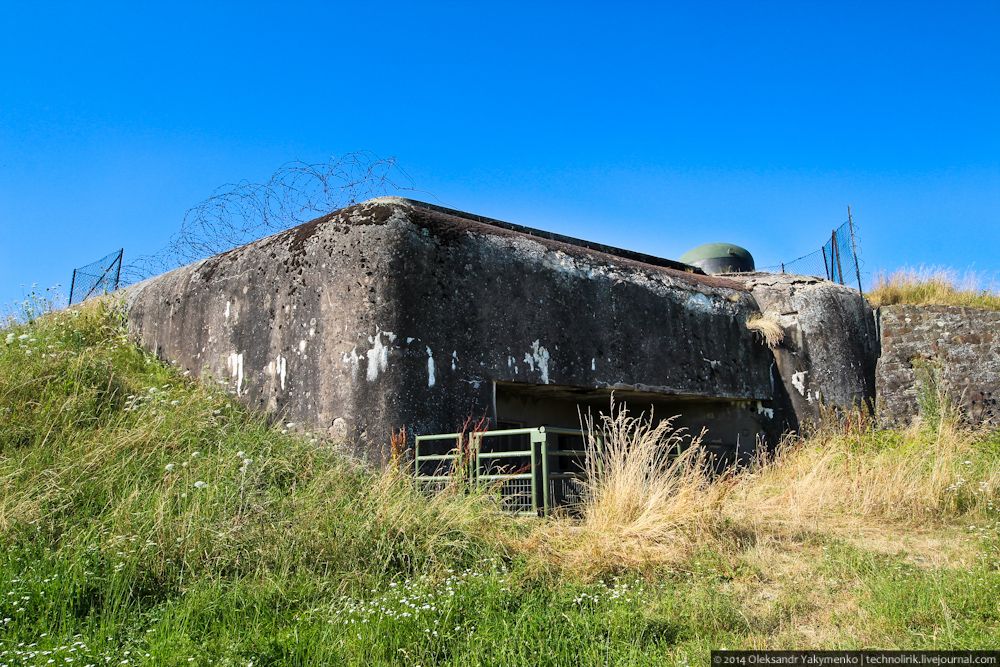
[876, 305, 1000, 426]
[125, 198, 782, 462]
[731, 273, 879, 431]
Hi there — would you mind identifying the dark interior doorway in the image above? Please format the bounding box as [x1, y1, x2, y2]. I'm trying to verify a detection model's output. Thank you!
[493, 381, 775, 465]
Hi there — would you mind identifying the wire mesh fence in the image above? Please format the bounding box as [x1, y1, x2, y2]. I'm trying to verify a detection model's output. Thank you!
[69, 249, 124, 305]
[763, 213, 863, 291]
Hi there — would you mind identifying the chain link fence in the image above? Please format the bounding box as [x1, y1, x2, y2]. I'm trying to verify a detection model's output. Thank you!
[763, 215, 863, 291]
[69, 249, 123, 305]
[63, 155, 409, 307]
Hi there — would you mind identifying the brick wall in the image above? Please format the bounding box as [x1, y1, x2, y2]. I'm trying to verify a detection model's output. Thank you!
[876, 304, 1000, 426]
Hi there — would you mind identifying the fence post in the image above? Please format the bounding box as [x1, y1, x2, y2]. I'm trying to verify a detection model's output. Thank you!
[830, 231, 838, 283]
[831, 229, 845, 285]
[528, 434, 540, 515]
[470, 432, 481, 485]
[413, 437, 421, 478]
[530, 429, 549, 516]
[541, 429, 552, 515]
[821, 245, 830, 281]
[114, 249, 123, 291]
[847, 207, 863, 293]
[69, 269, 77, 306]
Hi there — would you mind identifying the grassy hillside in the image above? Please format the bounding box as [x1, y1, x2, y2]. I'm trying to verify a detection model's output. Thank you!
[868, 269, 1000, 310]
[1, 303, 998, 665]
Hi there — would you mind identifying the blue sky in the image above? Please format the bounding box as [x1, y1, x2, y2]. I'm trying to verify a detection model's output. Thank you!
[2, 1, 998, 308]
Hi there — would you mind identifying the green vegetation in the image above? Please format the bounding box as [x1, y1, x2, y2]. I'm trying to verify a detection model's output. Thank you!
[1, 302, 998, 665]
[868, 268, 1000, 310]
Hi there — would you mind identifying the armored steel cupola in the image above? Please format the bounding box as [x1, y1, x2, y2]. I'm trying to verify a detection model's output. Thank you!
[680, 243, 755, 274]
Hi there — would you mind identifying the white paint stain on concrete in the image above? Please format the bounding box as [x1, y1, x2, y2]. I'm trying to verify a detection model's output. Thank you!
[685, 293, 715, 313]
[341, 347, 361, 379]
[791, 371, 808, 396]
[523, 340, 551, 384]
[755, 401, 775, 419]
[406, 337, 415, 344]
[366, 332, 390, 382]
[451, 351, 458, 371]
[591, 358, 596, 371]
[227, 352, 244, 396]
[277, 355, 287, 391]
[508, 355, 520, 374]
[426, 347, 436, 387]
[266, 356, 287, 390]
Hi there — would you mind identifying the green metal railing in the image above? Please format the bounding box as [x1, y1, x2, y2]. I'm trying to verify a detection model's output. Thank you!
[414, 426, 587, 516]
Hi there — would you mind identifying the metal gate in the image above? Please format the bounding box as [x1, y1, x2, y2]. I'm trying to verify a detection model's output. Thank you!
[414, 426, 587, 516]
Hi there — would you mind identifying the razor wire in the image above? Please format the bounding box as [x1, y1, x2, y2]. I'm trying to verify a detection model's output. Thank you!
[69, 249, 123, 305]
[119, 152, 416, 285]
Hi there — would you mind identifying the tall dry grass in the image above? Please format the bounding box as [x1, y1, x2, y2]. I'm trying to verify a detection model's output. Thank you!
[529, 403, 1000, 576]
[868, 268, 1000, 310]
[731, 420, 1000, 527]
[525, 405, 735, 574]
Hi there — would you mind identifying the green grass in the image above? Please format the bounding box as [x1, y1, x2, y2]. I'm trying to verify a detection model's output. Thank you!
[816, 539, 1000, 647]
[1, 302, 998, 665]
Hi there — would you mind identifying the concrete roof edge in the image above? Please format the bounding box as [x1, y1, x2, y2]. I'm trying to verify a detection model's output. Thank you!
[361, 196, 706, 277]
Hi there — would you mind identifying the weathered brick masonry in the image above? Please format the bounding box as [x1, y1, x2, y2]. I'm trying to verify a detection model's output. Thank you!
[876, 304, 1000, 426]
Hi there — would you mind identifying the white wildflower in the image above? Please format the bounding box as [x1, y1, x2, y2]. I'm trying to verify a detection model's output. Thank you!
[165, 463, 176, 472]
[193, 481, 207, 489]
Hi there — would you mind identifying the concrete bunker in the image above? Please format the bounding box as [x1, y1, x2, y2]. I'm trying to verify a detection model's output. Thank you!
[123, 197, 878, 482]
